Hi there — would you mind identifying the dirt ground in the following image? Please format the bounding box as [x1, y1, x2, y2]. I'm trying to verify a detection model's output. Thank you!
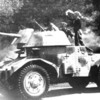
[0, 82, 99, 100]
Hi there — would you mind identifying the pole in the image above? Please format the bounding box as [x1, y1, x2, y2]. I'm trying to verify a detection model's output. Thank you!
[33, 19, 45, 31]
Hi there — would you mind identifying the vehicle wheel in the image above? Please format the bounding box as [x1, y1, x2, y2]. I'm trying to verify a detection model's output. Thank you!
[96, 68, 100, 87]
[18, 64, 50, 100]
[68, 78, 89, 89]
[89, 65, 99, 87]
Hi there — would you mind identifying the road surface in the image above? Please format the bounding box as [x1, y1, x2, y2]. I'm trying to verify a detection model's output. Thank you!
[0, 82, 99, 100]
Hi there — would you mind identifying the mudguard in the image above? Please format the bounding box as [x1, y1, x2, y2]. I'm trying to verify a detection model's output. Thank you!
[0, 58, 57, 73]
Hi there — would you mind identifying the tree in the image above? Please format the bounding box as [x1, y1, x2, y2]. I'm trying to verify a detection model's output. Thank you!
[0, 0, 23, 16]
[89, 0, 100, 35]
[0, 0, 23, 32]
[12, 0, 86, 30]
[0, 0, 93, 32]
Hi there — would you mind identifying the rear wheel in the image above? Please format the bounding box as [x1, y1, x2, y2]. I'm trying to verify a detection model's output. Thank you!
[18, 64, 50, 99]
[96, 68, 100, 87]
[89, 65, 99, 87]
[68, 77, 89, 89]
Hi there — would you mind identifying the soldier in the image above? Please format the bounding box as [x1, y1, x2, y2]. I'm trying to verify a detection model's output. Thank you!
[65, 10, 84, 46]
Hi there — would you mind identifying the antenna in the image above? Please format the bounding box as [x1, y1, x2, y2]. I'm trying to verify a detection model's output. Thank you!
[33, 19, 45, 31]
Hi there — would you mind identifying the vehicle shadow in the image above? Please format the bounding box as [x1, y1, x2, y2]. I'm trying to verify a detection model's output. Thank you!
[45, 87, 100, 98]
[1, 86, 100, 100]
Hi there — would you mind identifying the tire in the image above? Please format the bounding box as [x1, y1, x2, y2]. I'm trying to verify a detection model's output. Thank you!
[18, 64, 50, 100]
[89, 65, 99, 87]
[68, 77, 89, 89]
[96, 68, 100, 87]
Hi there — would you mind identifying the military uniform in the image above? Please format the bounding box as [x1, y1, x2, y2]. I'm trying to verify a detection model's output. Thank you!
[73, 18, 84, 46]
[65, 10, 84, 46]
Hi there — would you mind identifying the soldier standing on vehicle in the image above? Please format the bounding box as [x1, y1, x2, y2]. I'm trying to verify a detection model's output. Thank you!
[65, 10, 85, 46]
[65, 10, 93, 46]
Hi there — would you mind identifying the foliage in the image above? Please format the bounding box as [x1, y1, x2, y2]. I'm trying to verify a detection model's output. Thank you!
[11, 0, 87, 31]
[0, 0, 23, 16]
[87, 0, 100, 35]
[0, 0, 96, 33]
[1, 0, 100, 34]
[0, 0, 23, 32]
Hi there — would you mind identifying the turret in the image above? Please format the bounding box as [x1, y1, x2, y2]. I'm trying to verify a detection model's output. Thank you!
[0, 29, 34, 58]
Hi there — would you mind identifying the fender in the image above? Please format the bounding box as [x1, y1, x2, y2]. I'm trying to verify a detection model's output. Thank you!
[91, 54, 100, 67]
[0, 58, 57, 73]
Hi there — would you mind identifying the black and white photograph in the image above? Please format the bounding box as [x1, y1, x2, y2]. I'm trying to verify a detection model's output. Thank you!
[0, 0, 100, 100]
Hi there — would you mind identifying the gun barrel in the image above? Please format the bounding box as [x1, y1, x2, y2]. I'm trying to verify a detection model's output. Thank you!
[0, 32, 21, 37]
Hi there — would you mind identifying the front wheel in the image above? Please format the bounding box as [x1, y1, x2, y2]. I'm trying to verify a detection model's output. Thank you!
[18, 64, 50, 99]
